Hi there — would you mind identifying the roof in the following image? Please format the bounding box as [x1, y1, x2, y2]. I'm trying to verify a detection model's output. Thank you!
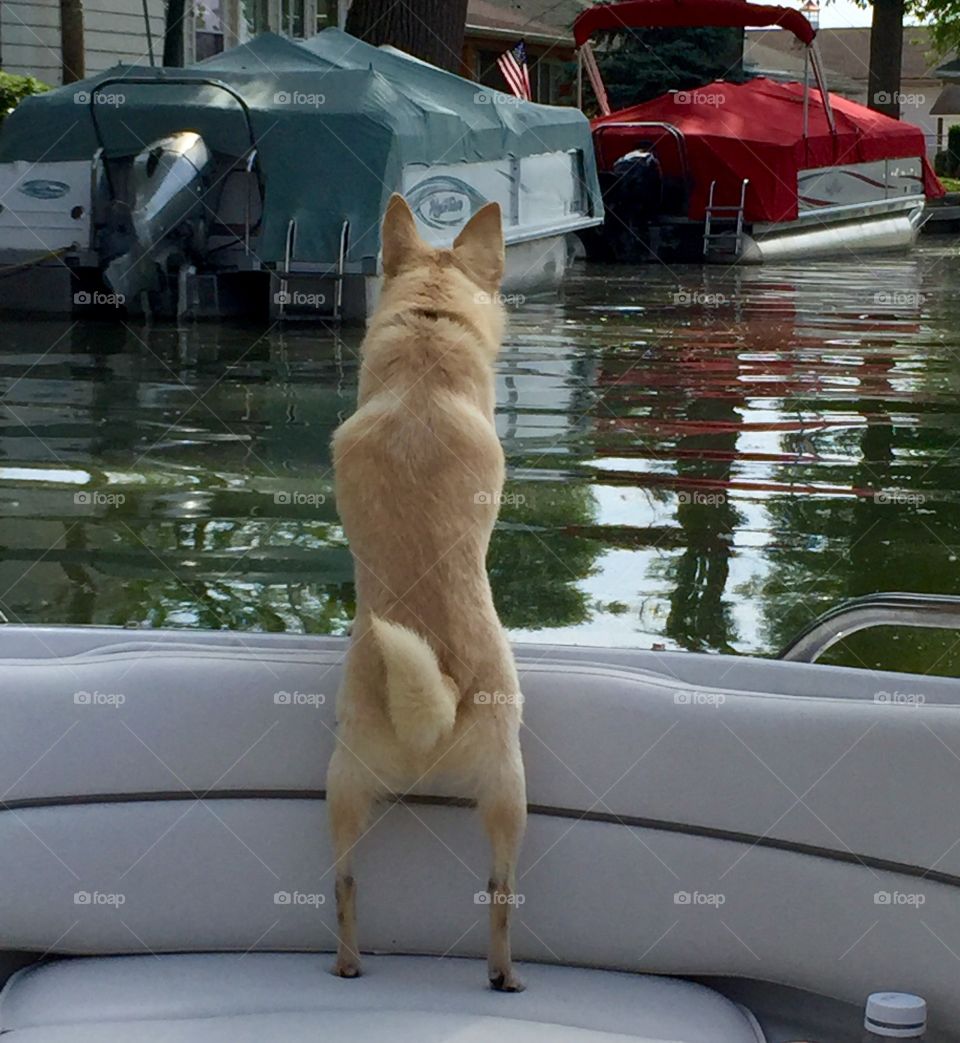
[743, 34, 860, 93]
[747, 26, 942, 83]
[931, 83, 960, 114]
[593, 77, 941, 222]
[935, 57, 960, 81]
[468, 0, 593, 34]
[465, 0, 572, 43]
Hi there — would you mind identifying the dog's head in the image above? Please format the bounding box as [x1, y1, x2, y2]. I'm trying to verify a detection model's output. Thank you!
[377, 194, 506, 349]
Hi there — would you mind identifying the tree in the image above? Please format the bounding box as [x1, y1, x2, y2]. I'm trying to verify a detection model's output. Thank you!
[866, 0, 906, 117]
[592, 27, 745, 110]
[915, 0, 960, 53]
[60, 0, 85, 83]
[163, 0, 186, 67]
[857, 0, 960, 119]
[345, 0, 469, 74]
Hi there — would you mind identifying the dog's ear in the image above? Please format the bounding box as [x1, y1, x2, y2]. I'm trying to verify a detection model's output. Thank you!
[453, 203, 504, 294]
[381, 194, 424, 277]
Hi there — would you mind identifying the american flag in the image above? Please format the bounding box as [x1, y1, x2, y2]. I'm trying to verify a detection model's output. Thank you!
[497, 40, 532, 101]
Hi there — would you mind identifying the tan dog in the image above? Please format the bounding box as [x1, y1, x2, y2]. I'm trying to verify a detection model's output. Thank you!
[327, 195, 527, 992]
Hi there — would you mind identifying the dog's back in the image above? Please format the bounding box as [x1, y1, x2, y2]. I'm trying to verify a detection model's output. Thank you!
[332, 197, 512, 707]
[328, 196, 527, 991]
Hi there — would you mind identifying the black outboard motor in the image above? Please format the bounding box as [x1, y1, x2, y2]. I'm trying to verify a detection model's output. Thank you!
[596, 149, 663, 263]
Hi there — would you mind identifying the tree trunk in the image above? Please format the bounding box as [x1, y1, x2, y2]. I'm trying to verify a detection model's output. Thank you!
[346, 0, 469, 74]
[867, 0, 904, 118]
[60, 0, 85, 84]
[163, 0, 186, 67]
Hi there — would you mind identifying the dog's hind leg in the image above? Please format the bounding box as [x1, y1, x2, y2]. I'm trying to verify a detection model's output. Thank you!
[478, 741, 527, 992]
[327, 743, 379, 979]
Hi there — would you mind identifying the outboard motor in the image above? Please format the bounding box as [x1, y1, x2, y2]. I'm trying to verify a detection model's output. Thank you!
[599, 149, 663, 263]
[102, 131, 210, 305]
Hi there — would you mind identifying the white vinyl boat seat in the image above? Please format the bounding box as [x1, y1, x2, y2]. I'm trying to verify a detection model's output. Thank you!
[3, 627, 960, 1037]
[0, 954, 763, 1042]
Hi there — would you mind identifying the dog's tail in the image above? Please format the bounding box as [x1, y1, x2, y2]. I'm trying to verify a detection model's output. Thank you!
[369, 615, 460, 754]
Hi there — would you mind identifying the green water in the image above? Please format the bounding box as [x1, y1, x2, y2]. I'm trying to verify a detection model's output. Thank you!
[2, 243, 960, 673]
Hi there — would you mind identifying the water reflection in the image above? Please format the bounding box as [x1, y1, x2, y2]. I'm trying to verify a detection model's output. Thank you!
[0, 242, 958, 669]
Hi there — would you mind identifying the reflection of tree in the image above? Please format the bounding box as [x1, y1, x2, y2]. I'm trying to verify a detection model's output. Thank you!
[0, 320, 366, 631]
[759, 349, 960, 673]
[661, 394, 743, 653]
[594, 324, 746, 652]
[488, 482, 600, 630]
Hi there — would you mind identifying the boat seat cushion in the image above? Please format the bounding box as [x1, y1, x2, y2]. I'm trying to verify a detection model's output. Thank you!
[0, 954, 762, 1042]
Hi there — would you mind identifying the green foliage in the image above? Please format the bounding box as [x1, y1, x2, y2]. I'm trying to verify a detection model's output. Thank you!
[593, 27, 745, 110]
[0, 71, 50, 125]
[916, 0, 960, 54]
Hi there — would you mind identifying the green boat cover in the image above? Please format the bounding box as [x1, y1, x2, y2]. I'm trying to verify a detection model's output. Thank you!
[0, 30, 601, 267]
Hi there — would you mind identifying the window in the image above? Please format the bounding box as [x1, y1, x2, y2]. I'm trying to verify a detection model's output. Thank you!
[195, 0, 226, 60]
[316, 0, 339, 31]
[282, 0, 306, 38]
[242, 0, 270, 37]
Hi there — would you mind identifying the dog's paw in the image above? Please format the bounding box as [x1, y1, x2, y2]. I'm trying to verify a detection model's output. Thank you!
[333, 958, 362, 979]
[489, 970, 525, 992]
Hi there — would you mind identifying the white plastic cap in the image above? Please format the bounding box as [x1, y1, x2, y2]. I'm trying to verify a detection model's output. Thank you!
[865, 992, 927, 1038]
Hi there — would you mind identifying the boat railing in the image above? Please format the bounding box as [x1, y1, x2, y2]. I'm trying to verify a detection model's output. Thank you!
[777, 592, 960, 664]
[592, 121, 691, 211]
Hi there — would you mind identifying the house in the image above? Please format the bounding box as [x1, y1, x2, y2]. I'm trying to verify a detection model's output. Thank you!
[930, 57, 960, 151]
[0, 0, 581, 102]
[744, 26, 948, 155]
[463, 1, 576, 103]
[1, 0, 165, 81]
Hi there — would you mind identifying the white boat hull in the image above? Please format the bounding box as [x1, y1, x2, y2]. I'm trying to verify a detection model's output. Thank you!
[739, 195, 926, 263]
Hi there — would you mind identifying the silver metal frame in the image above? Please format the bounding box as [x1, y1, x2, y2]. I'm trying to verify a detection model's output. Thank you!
[778, 593, 960, 663]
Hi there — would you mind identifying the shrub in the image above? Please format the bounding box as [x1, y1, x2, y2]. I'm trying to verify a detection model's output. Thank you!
[0, 70, 50, 126]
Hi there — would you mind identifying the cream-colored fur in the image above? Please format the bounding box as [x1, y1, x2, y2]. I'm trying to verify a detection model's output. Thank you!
[327, 194, 527, 992]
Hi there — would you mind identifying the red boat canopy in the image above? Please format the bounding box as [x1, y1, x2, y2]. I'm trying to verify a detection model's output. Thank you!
[592, 78, 943, 222]
[573, 0, 817, 47]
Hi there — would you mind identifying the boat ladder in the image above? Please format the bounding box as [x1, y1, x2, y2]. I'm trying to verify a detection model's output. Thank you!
[702, 178, 749, 259]
[276, 218, 350, 322]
